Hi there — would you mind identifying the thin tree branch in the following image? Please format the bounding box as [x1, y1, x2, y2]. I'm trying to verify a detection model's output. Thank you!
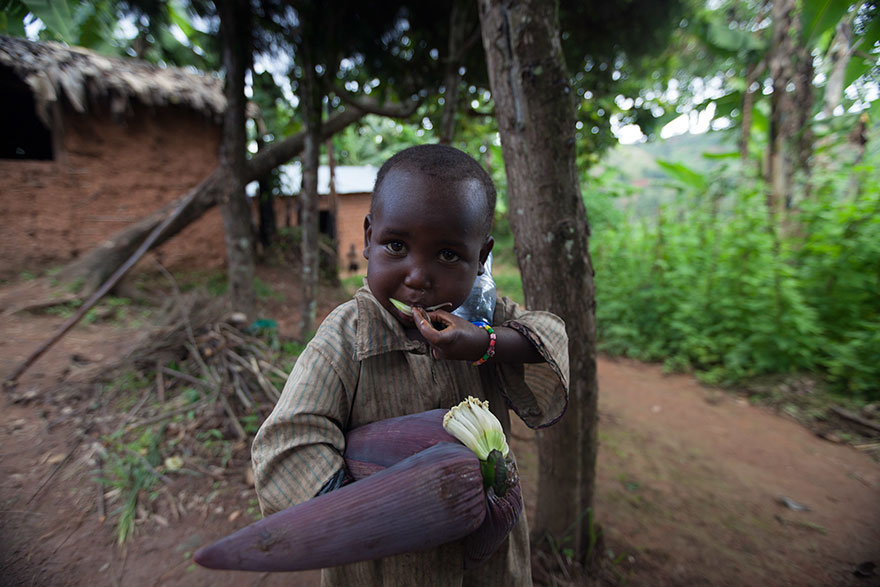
[333, 90, 423, 118]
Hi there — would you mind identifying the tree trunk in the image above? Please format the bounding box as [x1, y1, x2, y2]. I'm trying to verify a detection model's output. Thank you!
[792, 41, 815, 204]
[218, 0, 256, 317]
[327, 138, 338, 241]
[254, 116, 277, 249]
[438, 0, 469, 144]
[298, 42, 323, 338]
[257, 173, 277, 249]
[478, 0, 599, 568]
[739, 60, 763, 164]
[767, 0, 796, 218]
[822, 19, 855, 118]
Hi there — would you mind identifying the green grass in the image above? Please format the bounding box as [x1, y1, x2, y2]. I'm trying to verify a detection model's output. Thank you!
[98, 426, 167, 544]
[492, 265, 524, 306]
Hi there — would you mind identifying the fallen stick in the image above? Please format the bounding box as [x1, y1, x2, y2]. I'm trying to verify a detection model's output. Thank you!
[830, 406, 880, 435]
[258, 359, 291, 381]
[27, 436, 84, 505]
[97, 465, 106, 523]
[156, 359, 166, 404]
[219, 390, 247, 440]
[230, 370, 254, 410]
[3, 188, 202, 389]
[184, 342, 217, 387]
[122, 398, 212, 433]
[161, 366, 211, 390]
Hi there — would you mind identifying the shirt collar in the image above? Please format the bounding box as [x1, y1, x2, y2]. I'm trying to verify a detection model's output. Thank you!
[354, 284, 427, 360]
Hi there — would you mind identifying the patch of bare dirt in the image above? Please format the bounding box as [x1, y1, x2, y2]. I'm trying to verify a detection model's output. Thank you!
[1, 267, 878, 587]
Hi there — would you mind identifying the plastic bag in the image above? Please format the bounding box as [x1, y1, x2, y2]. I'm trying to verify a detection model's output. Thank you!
[453, 252, 497, 325]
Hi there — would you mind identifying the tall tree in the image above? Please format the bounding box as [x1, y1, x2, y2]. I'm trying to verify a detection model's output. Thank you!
[436, 0, 480, 144]
[296, 16, 324, 337]
[688, 1, 877, 207]
[478, 0, 598, 566]
[767, 0, 799, 215]
[217, 0, 256, 317]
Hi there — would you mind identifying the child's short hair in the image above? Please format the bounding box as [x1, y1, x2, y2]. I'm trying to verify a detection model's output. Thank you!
[372, 144, 497, 235]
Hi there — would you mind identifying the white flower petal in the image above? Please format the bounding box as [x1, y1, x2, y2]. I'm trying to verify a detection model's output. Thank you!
[444, 397, 510, 460]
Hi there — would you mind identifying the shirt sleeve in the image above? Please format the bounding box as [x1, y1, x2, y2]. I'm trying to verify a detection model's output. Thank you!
[251, 326, 355, 516]
[492, 295, 569, 429]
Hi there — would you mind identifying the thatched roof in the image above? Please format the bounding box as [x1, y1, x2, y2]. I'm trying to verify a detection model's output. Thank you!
[0, 35, 226, 126]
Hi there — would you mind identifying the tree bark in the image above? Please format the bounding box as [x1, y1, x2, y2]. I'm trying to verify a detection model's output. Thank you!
[253, 106, 277, 248]
[739, 60, 764, 163]
[438, 0, 470, 144]
[767, 0, 796, 218]
[822, 19, 855, 118]
[478, 0, 599, 566]
[792, 40, 815, 203]
[218, 0, 256, 317]
[297, 40, 323, 338]
[257, 171, 277, 249]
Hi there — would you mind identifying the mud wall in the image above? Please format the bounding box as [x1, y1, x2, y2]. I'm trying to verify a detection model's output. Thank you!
[0, 102, 225, 280]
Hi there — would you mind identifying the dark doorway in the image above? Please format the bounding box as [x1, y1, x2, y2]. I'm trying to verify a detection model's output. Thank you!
[319, 210, 335, 240]
[0, 67, 53, 160]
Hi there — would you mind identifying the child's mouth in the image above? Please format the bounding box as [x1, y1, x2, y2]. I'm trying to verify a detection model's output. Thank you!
[389, 298, 452, 318]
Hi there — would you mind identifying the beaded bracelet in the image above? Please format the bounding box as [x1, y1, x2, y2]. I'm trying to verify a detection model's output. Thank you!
[471, 322, 496, 366]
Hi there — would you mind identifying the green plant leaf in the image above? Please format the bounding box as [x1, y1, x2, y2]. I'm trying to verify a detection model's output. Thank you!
[701, 151, 740, 160]
[0, 0, 29, 36]
[801, 0, 850, 43]
[843, 53, 877, 89]
[22, 0, 77, 44]
[656, 159, 707, 191]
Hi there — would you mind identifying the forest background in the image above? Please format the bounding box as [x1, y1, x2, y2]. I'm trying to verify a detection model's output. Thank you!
[1, 0, 879, 582]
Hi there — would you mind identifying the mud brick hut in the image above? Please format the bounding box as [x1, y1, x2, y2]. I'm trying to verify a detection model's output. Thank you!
[274, 163, 377, 274]
[0, 35, 227, 281]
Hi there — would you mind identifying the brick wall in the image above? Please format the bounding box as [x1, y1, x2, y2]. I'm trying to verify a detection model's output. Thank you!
[0, 102, 224, 279]
[334, 192, 370, 272]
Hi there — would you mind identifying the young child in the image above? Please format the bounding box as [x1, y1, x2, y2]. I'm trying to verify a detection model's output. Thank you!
[252, 144, 569, 586]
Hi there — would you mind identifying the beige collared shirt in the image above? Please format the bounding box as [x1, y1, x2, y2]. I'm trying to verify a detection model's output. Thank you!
[252, 287, 569, 586]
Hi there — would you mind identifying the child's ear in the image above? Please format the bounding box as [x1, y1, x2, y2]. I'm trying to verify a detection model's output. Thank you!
[363, 214, 372, 260]
[478, 236, 494, 274]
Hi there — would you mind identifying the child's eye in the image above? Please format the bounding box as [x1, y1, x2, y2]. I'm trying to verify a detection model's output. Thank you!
[384, 241, 406, 255]
[439, 250, 460, 263]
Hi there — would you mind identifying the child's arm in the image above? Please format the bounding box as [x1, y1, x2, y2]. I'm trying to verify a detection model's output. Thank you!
[252, 320, 357, 516]
[420, 298, 569, 430]
[413, 307, 542, 364]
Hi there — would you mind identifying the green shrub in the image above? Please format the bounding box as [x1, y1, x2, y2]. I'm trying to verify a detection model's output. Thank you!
[591, 148, 879, 399]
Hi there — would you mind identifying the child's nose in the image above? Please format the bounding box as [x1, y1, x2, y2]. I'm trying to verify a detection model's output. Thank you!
[403, 263, 432, 291]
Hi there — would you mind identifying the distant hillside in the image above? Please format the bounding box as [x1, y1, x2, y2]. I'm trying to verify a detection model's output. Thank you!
[592, 130, 740, 217]
[606, 130, 736, 177]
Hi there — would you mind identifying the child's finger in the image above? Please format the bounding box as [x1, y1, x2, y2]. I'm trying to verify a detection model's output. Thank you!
[413, 307, 442, 343]
[423, 309, 458, 330]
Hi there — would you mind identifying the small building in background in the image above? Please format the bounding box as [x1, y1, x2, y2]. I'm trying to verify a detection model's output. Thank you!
[1, 35, 377, 282]
[0, 35, 226, 279]
[262, 163, 377, 274]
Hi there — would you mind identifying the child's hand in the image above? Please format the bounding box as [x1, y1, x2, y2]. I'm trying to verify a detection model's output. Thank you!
[413, 307, 490, 362]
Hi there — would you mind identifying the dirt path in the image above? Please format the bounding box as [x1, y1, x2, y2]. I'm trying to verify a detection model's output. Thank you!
[589, 359, 879, 586]
[1, 301, 878, 586]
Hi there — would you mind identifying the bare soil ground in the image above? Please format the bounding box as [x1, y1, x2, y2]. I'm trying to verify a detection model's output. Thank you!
[1, 267, 878, 587]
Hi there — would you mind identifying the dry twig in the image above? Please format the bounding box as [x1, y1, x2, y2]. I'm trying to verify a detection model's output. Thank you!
[27, 436, 84, 505]
[830, 406, 880, 435]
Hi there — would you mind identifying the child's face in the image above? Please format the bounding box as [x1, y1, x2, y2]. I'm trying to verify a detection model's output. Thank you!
[364, 167, 493, 327]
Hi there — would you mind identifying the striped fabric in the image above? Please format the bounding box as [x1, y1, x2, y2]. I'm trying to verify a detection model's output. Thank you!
[252, 286, 569, 586]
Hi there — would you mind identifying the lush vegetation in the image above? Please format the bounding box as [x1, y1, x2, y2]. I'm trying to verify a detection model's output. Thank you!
[587, 127, 880, 400]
